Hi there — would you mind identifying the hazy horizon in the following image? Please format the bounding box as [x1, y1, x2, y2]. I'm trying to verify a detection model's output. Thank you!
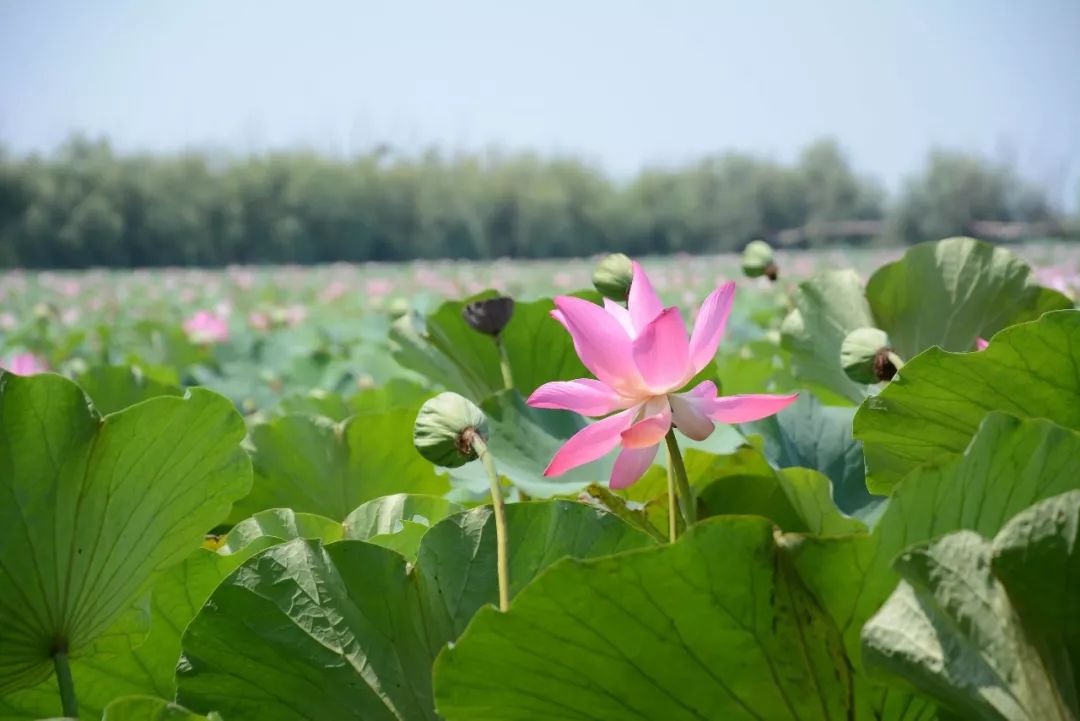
[2, 0, 1079, 205]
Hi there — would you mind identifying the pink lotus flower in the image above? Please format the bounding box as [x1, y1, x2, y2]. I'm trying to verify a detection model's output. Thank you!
[184, 310, 229, 344]
[528, 262, 798, 489]
[2, 352, 48, 375]
[976, 337, 989, 351]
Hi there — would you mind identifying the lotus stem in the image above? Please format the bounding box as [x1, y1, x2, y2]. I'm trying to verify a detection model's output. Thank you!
[665, 429, 696, 527]
[54, 648, 78, 718]
[494, 334, 514, 390]
[470, 434, 510, 611]
[666, 455, 678, 542]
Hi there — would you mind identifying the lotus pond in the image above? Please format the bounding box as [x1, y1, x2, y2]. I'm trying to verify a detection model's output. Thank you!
[1, 238, 1079, 721]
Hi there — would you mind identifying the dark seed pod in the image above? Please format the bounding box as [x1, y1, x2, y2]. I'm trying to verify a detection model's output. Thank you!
[462, 297, 515, 336]
[414, 392, 489, 468]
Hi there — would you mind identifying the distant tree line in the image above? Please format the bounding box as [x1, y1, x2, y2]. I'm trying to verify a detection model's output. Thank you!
[0, 136, 1072, 268]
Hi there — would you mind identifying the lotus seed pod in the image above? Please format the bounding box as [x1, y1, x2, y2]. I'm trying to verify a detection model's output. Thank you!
[841, 327, 902, 383]
[388, 297, 410, 319]
[462, 296, 515, 336]
[592, 253, 633, 302]
[414, 392, 489, 468]
[742, 240, 778, 281]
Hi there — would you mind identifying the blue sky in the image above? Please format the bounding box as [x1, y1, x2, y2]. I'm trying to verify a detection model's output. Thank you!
[2, 0, 1079, 203]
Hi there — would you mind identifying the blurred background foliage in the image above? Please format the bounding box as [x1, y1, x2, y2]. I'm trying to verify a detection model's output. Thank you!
[0, 135, 1074, 268]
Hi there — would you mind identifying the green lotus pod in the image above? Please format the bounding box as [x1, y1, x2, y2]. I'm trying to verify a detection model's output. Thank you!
[592, 253, 634, 302]
[462, 296, 515, 336]
[414, 392, 489, 468]
[841, 327, 903, 383]
[388, 297, 410, 319]
[742, 240, 777, 280]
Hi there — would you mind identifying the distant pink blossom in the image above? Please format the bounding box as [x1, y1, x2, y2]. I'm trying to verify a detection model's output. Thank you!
[529, 261, 797, 490]
[976, 337, 989, 351]
[184, 310, 229, 344]
[319, 280, 350, 303]
[282, 304, 307, 326]
[2, 352, 48, 375]
[249, 311, 271, 331]
[365, 278, 394, 297]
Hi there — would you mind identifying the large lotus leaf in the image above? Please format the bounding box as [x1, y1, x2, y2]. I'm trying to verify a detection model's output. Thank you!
[632, 443, 864, 536]
[0, 509, 338, 720]
[277, 380, 432, 421]
[450, 390, 615, 498]
[389, 311, 484, 399]
[743, 392, 883, 522]
[237, 409, 449, 521]
[787, 413, 1080, 719]
[866, 236, 1073, 359]
[0, 373, 251, 695]
[715, 338, 799, 396]
[342, 494, 464, 562]
[434, 516, 852, 721]
[499, 295, 591, 398]
[101, 696, 222, 721]
[414, 501, 656, 638]
[781, 269, 875, 404]
[74, 366, 183, 415]
[175, 501, 653, 720]
[992, 492, 1080, 697]
[855, 310, 1080, 493]
[862, 491, 1080, 720]
[220, 508, 343, 554]
[389, 293, 589, 401]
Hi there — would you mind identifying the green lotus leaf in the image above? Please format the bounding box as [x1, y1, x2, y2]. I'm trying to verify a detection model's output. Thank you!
[390, 292, 591, 401]
[781, 269, 876, 404]
[101, 696, 222, 721]
[781, 238, 1072, 408]
[220, 508, 343, 554]
[866, 236, 1073, 359]
[743, 392, 884, 522]
[434, 516, 852, 721]
[175, 501, 654, 720]
[74, 365, 183, 415]
[634, 441, 865, 536]
[277, 379, 431, 421]
[854, 310, 1080, 492]
[237, 409, 449, 521]
[861, 491, 1080, 720]
[787, 413, 1080, 720]
[0, 508, 338, 720]
[342, 494, 464, 562]
[0, 373, 251, 696]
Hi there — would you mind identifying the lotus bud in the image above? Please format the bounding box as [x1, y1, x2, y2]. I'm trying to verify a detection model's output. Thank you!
[462, 297, 515, 337]
[742, 240, 778, 281]
[414, 392, 489, 468]
[841, 327, 903, 383]
[592, 253, 633, 302]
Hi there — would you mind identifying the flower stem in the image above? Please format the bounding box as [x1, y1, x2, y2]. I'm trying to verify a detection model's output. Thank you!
[470, 435, 510, 611]
[666, 455, 678, 543]
[53, 647, 78, 718]
[664, 429, 696, 527]
[494, 334, 514, 391]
